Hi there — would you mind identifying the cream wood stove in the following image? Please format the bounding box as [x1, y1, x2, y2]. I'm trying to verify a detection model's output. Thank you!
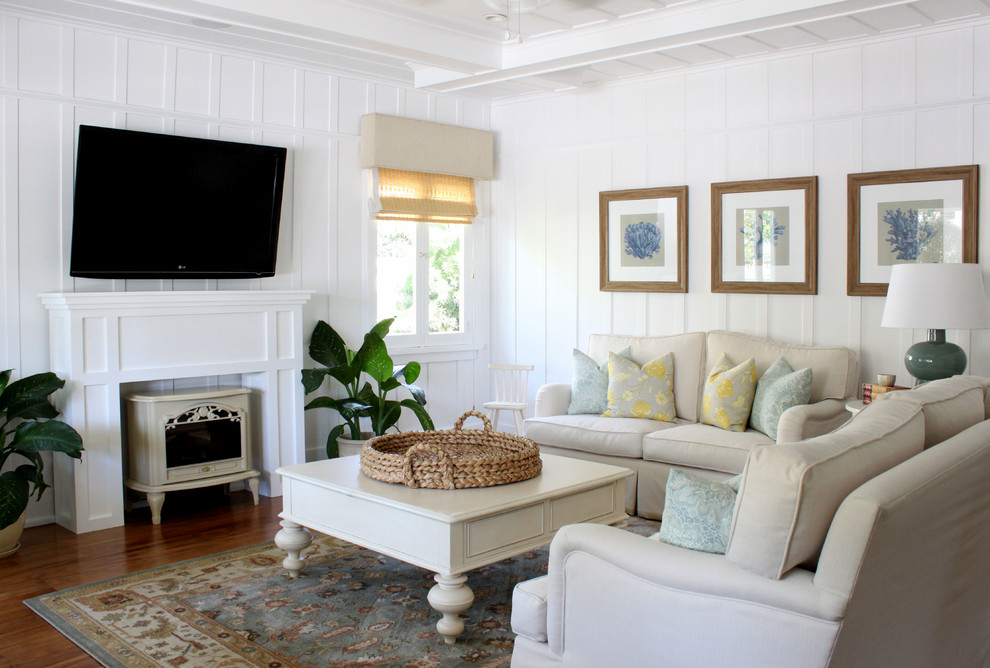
[125, 386, 260, 525]
[41, 290, 312, 533]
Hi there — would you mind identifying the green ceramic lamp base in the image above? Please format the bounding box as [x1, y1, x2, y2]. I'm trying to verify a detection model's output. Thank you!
[904, 329, 967, 385]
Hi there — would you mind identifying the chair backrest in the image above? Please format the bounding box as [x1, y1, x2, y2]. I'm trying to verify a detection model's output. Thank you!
[489, 363, 534, 403]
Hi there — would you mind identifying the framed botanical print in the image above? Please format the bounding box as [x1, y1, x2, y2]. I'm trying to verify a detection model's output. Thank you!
[599, 186, 688, 293]
[847, 165, 979, 296]
[711, 176, 818, 294]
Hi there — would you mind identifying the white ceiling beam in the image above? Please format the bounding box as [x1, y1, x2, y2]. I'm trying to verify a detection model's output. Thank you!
[421, 0, 917, 91]
[502, 0, 851, 66]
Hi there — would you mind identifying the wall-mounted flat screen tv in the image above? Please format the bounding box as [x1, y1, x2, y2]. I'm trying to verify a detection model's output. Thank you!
[70, 125, 287, 279]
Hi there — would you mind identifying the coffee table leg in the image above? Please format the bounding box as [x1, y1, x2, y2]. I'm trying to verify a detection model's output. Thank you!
[427, 573, 474, 644]
[274, 519, 312, 578]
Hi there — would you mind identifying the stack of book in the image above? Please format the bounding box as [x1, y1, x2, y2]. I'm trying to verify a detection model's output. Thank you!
[862, 383, 910, 404]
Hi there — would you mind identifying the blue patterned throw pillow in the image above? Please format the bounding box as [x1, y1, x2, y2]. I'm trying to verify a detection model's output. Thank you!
[749, 357, 813, 440]
[657, 469, 738, 554]
[567, 347, 631, 415]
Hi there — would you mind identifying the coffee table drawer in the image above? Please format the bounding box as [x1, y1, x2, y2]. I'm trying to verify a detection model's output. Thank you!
[466, 503, 544, 557]
[550, 484, 615, 531]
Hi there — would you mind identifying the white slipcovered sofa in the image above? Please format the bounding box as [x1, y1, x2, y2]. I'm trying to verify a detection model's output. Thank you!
[524, 331, 859, 518]
[511, 375, 990, 667]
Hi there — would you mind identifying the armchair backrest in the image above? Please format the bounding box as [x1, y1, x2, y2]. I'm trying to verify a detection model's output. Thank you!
[814, 419, 990, 667]
[879, 373, 988, 448]
[726, 399, 924, 579]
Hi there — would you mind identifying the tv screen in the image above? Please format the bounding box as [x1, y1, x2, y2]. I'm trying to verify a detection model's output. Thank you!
[70, 125, 287, 279]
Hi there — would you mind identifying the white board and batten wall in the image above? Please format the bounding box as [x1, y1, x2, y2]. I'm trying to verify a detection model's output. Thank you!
[6, 4, 990, 530]
[0, 7, 493, 528]
[491, 18, 990, 399]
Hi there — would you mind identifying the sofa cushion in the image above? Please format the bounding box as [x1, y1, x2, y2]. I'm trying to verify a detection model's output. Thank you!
[881, 375, 988, 448]
[524, 414, 679, 458]
[656, 468, 738, 554]
[700, 354, 757, 432]
[567, 347, 632, 415]
[642, 424, 772, 473]
[603, 352, 676, 421]
[749, 357, 813, 440]
[706, 330, 857, 403]
[588, 332, 706, 422]
[725, 399, 924, 579]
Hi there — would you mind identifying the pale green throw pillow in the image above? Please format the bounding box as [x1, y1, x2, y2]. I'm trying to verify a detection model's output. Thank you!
[656, 469, 738, 554]
[749, 357, 813, 440]
[700, 353, 757, 432]
[602, 352, 676, 421]
[567, 347, 632, 415]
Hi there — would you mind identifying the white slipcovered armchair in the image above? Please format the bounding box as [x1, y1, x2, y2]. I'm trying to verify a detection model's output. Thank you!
[511, 378, 990, 667]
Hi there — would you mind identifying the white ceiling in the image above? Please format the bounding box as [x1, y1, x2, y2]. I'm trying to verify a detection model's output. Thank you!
[8, 0, 990, 99]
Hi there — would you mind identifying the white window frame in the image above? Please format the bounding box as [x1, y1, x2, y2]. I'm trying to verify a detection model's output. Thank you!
[366, 173, 476, 354]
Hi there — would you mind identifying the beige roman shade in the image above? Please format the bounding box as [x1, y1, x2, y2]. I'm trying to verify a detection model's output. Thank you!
[374, 168, 477, 224]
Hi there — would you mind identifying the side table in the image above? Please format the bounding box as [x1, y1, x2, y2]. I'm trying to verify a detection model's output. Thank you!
[845, 400, 866, 415]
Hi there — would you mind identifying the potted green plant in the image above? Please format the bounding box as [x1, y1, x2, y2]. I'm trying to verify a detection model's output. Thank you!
[302, 318, 433, 458]
[0, 370, 84, 557]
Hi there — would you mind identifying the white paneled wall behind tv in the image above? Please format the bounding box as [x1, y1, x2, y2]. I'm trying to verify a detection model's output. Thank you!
[4, 5, 990, 529]
[0, 8, 493, 527]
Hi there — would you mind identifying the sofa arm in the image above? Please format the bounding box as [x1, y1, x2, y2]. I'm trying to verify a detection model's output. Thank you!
[538, 523, 846, 666]
[776, 398, 850, 443]
[511, 575, 548, 642]
[533, 383, 571, 417]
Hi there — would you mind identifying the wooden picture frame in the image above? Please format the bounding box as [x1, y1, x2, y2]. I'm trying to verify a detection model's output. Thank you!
[599, 186, 688, 293]
[711, 176, 818, 294]
[847, 165, 979, 296]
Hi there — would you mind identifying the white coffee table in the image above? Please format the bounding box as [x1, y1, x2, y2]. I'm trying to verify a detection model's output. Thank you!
[274, 453, 633, 643]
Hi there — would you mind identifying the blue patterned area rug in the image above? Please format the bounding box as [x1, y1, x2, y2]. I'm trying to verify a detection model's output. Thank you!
[26, 518, 658, 667]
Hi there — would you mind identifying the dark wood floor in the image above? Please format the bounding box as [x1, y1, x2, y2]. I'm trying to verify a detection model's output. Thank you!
[0, 488, 283, 667]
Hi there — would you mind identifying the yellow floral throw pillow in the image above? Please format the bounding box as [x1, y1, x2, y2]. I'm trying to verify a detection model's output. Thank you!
[700, 353, 757, 431]
[602, 352, 676, 421]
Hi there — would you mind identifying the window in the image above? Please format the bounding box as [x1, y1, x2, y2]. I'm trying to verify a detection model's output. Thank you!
[373, 169, 475, 347]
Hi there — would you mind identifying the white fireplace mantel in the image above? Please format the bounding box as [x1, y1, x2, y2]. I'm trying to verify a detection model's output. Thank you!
[41, 290, 313, 533]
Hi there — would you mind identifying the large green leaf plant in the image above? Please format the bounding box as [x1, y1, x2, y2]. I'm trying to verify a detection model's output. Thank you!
[0, 370, 84, 531]
[301, 318, 433, 458]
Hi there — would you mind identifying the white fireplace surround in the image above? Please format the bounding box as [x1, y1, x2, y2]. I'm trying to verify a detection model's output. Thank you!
[41, 290, 313, 533]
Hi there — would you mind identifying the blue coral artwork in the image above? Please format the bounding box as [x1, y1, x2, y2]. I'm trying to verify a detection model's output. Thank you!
[620, 213, 665, 267]
[878, 199, 945, 265]
[735, 206, 790, 267]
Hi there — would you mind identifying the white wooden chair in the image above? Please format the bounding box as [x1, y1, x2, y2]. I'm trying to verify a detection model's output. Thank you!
[483, 363, 534, 435]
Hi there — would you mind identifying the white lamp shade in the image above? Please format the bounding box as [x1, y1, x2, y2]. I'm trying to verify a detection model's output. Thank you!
[881, 263, 990, 330]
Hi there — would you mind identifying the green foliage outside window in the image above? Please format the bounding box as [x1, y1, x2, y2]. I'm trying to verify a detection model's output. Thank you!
[387, 223, 462, 334]
[428, 226, 461, 333]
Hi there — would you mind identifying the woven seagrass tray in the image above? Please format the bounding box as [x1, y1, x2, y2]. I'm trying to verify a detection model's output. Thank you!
[360, 410, 542, 489]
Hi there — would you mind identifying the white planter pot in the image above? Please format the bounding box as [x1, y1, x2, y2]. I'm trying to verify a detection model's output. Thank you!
[0, 511, 27, 558]
[336, 432, 374, 458]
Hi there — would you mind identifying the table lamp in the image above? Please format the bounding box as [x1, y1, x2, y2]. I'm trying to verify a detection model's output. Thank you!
[881, 263, 989, 384]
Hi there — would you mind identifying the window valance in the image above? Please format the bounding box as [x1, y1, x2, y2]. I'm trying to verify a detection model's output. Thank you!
[360, 114, 493, 180]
